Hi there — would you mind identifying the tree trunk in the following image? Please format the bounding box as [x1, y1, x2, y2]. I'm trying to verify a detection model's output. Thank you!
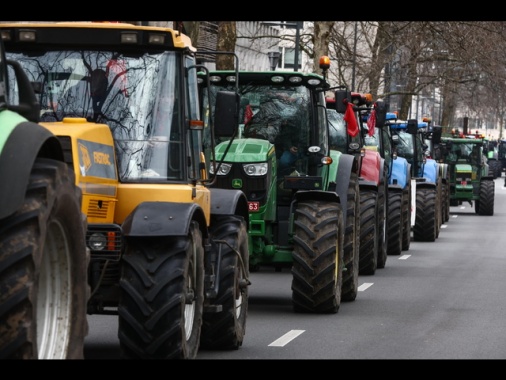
[216, 22, 237, 70]
[313, 22, 335, 75]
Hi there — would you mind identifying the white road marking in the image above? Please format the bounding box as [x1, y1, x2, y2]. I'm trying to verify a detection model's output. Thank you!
[441, 224, 447, 228]
[399, 255, 411, 260]
[460, 206, 465, 209]
[268, 330, 305, 347]
[358, 282, 373, 291]
[452, 215, 458, 218]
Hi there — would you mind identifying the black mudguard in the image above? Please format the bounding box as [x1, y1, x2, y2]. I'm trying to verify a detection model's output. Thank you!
[121, 201, 208, 238]
[209, 188, 249, 225]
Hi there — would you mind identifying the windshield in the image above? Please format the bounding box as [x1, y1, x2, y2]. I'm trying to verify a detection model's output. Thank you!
[447, 142, 482, 165]
[7, 50, 186, 182]
[204, 83, 323, 176]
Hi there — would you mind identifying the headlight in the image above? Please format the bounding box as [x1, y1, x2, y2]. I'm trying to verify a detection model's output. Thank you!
[209, 162, 232, 175]
[88, 233, 107, 251]
[243, 162, 268, 176]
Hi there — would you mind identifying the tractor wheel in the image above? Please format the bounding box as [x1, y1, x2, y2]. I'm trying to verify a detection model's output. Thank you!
[387, 190, 402, 256]
[413, 187, 437, 242]
[200, 215, 249, 350]
[0, 158, 89, 359]
[477, 180, 494, 216]
[376, 177, 388, 269]
[488, 161, 497, 179]
[118, 221, 204, 359]
[496, 162, 503, 178]
[358, 189, 378, 275]
[435, 177, 443, 238]
[292, 200, 344, 314]
[401, 187, 411, 251]
[341, 172, 360, 302]
[442, 181, 450, 223]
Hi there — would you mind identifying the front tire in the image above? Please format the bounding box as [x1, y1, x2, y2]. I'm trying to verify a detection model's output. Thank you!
[200, 215, 249, 350]
[118, 221, 204, 359]
[0, 158, 88, 359]
[291, 200, 344, 314]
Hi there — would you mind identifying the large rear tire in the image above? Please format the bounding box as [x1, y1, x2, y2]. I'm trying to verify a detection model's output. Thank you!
[442, 180, 450, 223]
[0, 158, 89, 359]
[200, 215, 249, 350]
[341, 172, 360, 302]
[387, 190, 402, 256]
[358, 189, 378, 275]
[477, 180, 494, 216]
[376, 177, 388, 269]
[291, 200, 344, 314]
[118, 221, 204, 359]
[435, 177, 443, 238]
[401, 187, 411, 251]
[413, 187, 437, 242]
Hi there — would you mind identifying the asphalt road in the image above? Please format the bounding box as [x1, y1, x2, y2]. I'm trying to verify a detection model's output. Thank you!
[84, 177, 506, 360]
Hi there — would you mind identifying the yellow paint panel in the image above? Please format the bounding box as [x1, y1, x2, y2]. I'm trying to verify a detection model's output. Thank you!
[115, 183, 210, 225]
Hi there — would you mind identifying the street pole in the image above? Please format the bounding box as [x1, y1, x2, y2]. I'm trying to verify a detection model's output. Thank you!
[293, 21, 301, 72]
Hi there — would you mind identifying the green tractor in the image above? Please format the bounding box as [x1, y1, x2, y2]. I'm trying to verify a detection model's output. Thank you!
[198, 57, 374, 313]
[437, 133, 494, 215]
[0, 37, 89, 359]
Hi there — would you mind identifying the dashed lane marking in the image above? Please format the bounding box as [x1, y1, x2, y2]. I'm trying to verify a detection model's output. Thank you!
[268, 330, 305, 347]
[358, 282, 374, 291]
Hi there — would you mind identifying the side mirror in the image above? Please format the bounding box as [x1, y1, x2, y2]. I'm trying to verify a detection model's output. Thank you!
[214, 90, 240, 138]
[432, 125, 442, 145]
[374, 100, 387, 128]
[334, 89, 351, 114]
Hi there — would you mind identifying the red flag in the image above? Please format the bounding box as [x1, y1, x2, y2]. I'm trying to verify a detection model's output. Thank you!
[344, 102, 358, 137]
[367, 109, 376, 137]
[244, 104, 253, 125]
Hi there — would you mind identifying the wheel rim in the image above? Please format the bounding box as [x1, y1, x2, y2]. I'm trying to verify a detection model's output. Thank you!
[37, 219, 72, 359]
[184, 237, 197, 341]
[235, 265, 244, 319]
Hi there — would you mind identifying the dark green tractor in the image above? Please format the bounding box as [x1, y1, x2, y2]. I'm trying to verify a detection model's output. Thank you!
[437, 136, 494, 215]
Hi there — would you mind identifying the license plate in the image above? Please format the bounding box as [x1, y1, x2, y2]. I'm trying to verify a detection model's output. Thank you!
[248, 201, 260, 212]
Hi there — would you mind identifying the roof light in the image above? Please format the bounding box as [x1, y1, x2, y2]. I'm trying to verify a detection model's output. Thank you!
[120, 32, 138, 44]
[1, 30, 12, 41]
[307, 78, 322, 86]
[148, 33, 165, 45]
[18, 30, 36, 42]
[271, 75, 285, 83]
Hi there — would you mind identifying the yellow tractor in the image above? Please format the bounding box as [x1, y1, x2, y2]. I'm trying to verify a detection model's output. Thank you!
[1, 21, 250, 359]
